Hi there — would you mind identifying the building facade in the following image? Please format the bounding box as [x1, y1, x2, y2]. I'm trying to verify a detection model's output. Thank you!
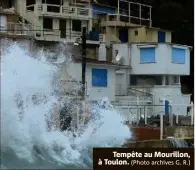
[0, 0, 192, 124]
[0, 3, 33, 54]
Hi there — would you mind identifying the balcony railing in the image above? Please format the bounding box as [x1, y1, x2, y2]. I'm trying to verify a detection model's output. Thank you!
[0, 22, 33, 37]
[99, 34, 106, 42]
[26, 4, 91, 18]
[106, 14, 151, 27]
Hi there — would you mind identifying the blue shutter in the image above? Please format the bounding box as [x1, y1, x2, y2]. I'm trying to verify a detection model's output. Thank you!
[140, 47, 155, 63]
[92, 68, 107, 87]
[158, 31, 166, 42]
[172, 48, 185, 64]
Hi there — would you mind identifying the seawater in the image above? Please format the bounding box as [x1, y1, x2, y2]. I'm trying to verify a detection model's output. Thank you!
[0, 43, 131, 169]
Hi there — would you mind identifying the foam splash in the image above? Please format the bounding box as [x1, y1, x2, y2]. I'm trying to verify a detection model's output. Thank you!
[0, 42, 131, 169]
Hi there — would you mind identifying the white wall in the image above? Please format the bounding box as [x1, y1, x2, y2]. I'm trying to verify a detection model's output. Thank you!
[67, 62, 116, 101]
[115, 69, 129, 95]
[112, 43, 129, 65]
[128, 86, 191, 116]
[151, 86, 191, 115]
[112, 43, 191, 75]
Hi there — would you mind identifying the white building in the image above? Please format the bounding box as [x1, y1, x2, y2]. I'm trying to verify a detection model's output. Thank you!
[112, 42, 192, 121]
[0, 0, 193, 124]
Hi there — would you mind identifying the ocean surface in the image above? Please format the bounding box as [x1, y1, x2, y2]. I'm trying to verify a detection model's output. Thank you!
[0, 43, 131, 169]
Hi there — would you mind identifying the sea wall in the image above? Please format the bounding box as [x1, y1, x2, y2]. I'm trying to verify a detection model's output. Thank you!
[128, 125, 194, 141]
[164, 126, 194, 138]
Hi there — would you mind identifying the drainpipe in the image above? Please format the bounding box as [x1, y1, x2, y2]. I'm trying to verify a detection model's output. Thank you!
[126, 43, 131, 94]
[128, 43, 131, 68]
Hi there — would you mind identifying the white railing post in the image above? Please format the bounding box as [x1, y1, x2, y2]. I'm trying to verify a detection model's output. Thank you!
[136, 96, 140, 122]
[42, 4, 47, 13]
[176, 114, 179, 124]
[77, 105, 80, 130]
[145, 105, 147, 125]
[190, 102, 194, 125]
[160, 111, 163, 140]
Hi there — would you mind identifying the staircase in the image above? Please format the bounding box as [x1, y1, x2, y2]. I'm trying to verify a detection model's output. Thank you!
[113, 87, 154, 122]
[23, 6, 43, 38]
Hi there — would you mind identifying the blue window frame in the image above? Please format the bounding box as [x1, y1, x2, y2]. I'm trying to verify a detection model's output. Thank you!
[140, 47, 155, 63]
[172, 47, 186, 64]
[158, 31, 166, 42]
[92, 68, 107, 87]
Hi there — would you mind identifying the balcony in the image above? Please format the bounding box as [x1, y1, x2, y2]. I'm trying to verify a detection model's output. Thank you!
[26, 4, 91, 20]
[35, 29, 99, 44]
[0, 22, 33, 38]
[97, 0, 152, 27]
[112, 43, 192, 75]
[99, 14, 151, 27]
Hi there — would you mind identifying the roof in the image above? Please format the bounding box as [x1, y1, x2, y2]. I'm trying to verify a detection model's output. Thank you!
[73, 58, 115, 65]
[112, 42, 192, 49]
[145, 26, 172, 32]
[72, 58, 131, 68]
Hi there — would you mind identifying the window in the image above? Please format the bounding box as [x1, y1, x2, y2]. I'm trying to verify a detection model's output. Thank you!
[43, 18, 53, 29]
[92, 68, 107, 87]
[173, 76, 180, 84]
[172, 47, 186, 64]
[158, 31, 165, 42]
[135, 30, 138, 36]
[165, 76, 169, 85]
[0, 15, 7, 32]
[72, 20, 81, 32]
[26, 0, 35, 6]
[140, 47, 155, 63]
[8, 0, 13, 8]
[130, 75, 137, 85]
[46, 0, 61, 5]
[100, 27, 106, 34]
[155, 76, 162, 85]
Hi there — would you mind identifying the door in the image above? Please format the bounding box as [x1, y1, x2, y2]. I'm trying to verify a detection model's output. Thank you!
[59, 19, 66, 38]
[158, 31, 166, 42]
[116, 74, 125, 95]
[119, 28, 128, 42]
[0, 15, 7, 32]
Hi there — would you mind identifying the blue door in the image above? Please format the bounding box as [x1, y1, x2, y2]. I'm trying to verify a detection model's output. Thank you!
[158, 31, 165, 42]
[165, 100, 169, 116]
[119, 29, 128, 42]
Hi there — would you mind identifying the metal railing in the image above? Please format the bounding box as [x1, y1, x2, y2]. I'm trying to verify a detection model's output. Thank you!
[106, 13, 151, 26]
[0, 22, 33, 37]
[99, 34, 106, 42]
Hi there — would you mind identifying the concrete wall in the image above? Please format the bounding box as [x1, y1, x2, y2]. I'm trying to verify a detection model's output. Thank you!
[128, 27, 172, 43]
[164, 126, 194, 138]
[105, 27, 120, 43]
[113, 43, 191, 75]
[151, 86, 191, 115]
[128, 27, 146, 42]
[146, 28, 172, 43]
[117, 85, 191, 118]
[66, 62, 116, 101]
[112, 43, 130, 65]
[124, 138, 193, 147]
[130, 44, 190, 75]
